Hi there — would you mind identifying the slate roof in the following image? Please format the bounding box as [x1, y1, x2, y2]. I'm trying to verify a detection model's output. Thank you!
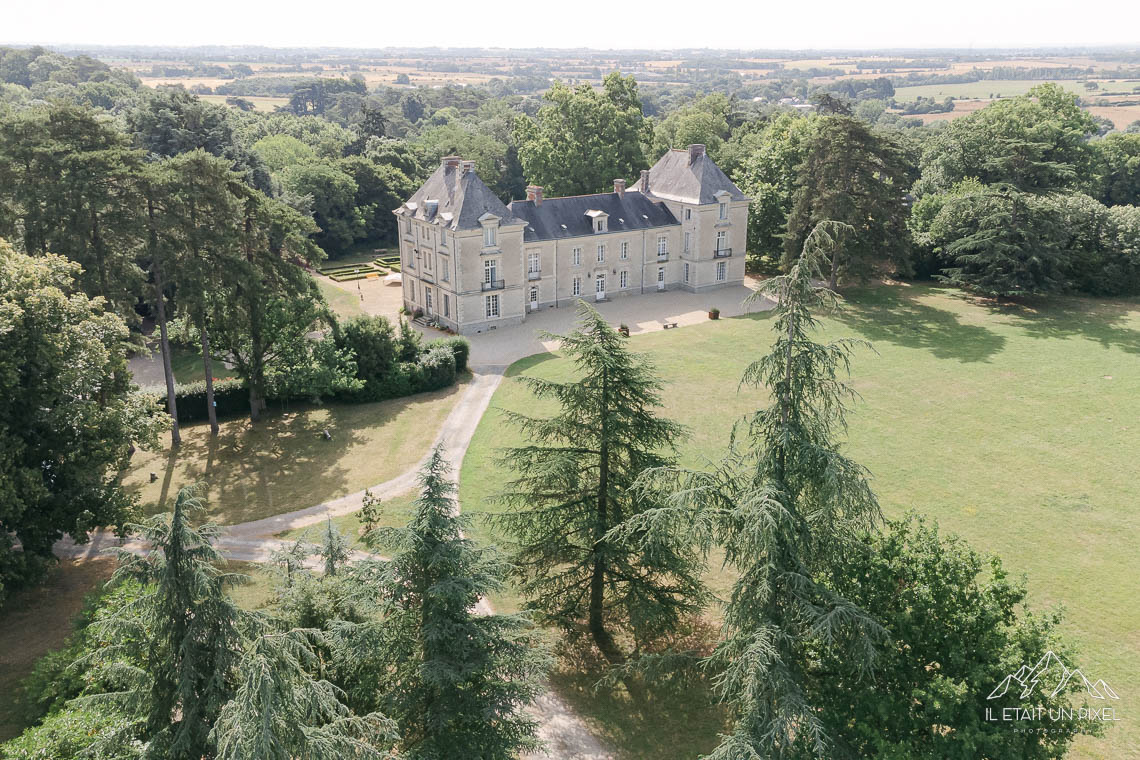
[395, 162, 520, 230]
[633, 148, 748, 205]
[507, 190, 679, 243]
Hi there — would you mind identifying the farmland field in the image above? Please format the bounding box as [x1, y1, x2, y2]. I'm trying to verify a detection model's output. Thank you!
[460, 283, 1140, 760]
[198, 93, 289, 112]
[893, 78, 1089, 100]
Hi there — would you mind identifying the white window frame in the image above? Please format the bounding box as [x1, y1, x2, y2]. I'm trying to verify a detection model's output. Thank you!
[719, 202, 728, 220]
[717, 261, 727, 282]
[597, 243, 606, 263]
[423, 251, 432, 272]
[441, 256, 449, 282]
[572, 247, 582, 267]
[572, 276, 581, 296]
[684, 231, 690, 253]
[716, 230, 727, 252]
[483, 224, 497, 248]
[657, 236, 667, 256]
[684, 208, 692, 221]
[440, 227, 447, 246]
[527, 250, 540, 275]
[485, 293, 500, 318]
[683, 262, 690, 284]
[620, 270, 629, 289]
[620, 241, 628, 260]
[484, 258, 497, 284]
[443, 294, 450, 317]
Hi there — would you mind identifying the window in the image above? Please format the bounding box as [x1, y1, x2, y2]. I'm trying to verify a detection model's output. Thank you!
[683, 262, 690, 284]
[425, 286, 433, 313]
[620, 270, 629, 289]
[406, 249, 414, 270]
[596, 244, 606, 263]
[440, 227, 447, 246]
[572, 247, 582, 267]
[483, 224, 497, 247]
[718, 202, 728, 220]
[595, 218, 607, 233]
[527, 250, 540, 275]
[423, 252, 432, 272]
[485, 294, 500, 318]
[441, 256, 449, 282]
[484, 258, 498, 285]
[409, 281, 416, 302]
[716, 230, 727, 252]
[684, 208, 691, 221]
[657, 236, 667, 257]
[572, 276, 581, 296]
[529, 286, 538, 305]
[443, 294, 450, 317]
[684, 231, 691, 253]
[620, 241, 628, 260]
[717, 261, 727, 281]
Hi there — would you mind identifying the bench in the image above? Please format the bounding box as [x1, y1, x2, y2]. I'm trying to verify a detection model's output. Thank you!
[662, 321, 679, 329]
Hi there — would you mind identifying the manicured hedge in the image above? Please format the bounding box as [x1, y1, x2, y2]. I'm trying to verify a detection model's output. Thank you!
[143, 378, 248, 424]
[429, 336, 469, 373]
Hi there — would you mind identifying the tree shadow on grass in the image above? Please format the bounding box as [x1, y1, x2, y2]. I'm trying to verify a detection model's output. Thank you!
[977, 293, 1140, 355]
[137, 402, 369, 526]
[830, 283, 1007, 363]
[548, 663, 727, 760]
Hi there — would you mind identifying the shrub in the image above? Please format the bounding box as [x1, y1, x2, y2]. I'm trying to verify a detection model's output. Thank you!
[413, 345, 457, 392]
[428, 336, 470, 373]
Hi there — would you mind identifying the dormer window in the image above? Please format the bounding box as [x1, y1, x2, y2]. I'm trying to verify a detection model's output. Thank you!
[719, 202, 728, 220]
[484, 225, 497, 247]
[585, 209, 608, 233]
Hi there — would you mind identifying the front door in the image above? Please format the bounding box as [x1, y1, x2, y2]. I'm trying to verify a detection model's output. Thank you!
[424, 286, 433, 317]
[529, 286, 539, 311]
[657, 266, 665, 291]
[595, 272, 606, 301]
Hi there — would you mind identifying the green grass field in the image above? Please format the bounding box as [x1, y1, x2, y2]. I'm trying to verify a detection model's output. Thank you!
[199, 94, 289, 112]
[122, 379, 468, 525]
[893, 78, 1088, 101]
[458, 282, 1140, 760]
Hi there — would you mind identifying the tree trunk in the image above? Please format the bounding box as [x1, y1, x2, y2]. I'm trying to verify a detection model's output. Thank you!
[200, 317, 219, 435]
[150, 210, 180, 448]
[828, 247, 840, 291]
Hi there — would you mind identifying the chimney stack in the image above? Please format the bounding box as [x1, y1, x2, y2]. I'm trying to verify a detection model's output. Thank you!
[442, 155, 460, 170]
[526, 185, 544, 206]
[613, 178, 626, 197]
[460, 160, 476, 175]
[640, 169, 650, 194]
[688, 144, 706, 165]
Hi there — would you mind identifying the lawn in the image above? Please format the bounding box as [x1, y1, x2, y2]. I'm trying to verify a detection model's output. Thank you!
[459, 282, 1140, 760]
[314, 275, 367, 320]
[122, 379, 469, 525]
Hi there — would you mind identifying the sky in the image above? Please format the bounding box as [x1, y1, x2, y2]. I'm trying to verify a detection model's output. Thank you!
[4, 0, 1139, 50]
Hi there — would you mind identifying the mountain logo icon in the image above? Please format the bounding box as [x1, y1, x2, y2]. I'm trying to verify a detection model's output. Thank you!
[987, 651, 1120, 701]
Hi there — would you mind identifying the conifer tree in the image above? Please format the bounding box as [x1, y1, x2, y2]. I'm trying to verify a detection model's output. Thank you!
[366, 445, 548, 760]
[627, 223, 883, 759]
[494, 301, 702, 670]
[89, 484, 248, 760]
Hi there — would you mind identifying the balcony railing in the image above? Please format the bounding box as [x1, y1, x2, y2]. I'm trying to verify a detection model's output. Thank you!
[713, 248, 733, 258]
[528, 271, 542, 281]
[481, 279, 505, 291]
[656, 253, 669, 261]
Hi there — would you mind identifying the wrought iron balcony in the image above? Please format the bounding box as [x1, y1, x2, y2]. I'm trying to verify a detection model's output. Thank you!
[481, 279, 505, 291]
[713, 248, 733, 258]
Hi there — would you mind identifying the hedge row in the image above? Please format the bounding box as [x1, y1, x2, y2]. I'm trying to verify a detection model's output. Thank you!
[142, 378, 248, 424]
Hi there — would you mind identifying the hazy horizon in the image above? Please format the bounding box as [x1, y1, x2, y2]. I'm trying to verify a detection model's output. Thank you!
[5, 0, 1139, 53]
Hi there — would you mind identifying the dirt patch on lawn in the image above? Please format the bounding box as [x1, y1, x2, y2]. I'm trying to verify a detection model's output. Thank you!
[0, 558, 115, 741]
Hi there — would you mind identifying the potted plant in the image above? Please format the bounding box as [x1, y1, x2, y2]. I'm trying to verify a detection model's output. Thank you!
[708, 307, 720, 320]
[618, 323, 630, 337]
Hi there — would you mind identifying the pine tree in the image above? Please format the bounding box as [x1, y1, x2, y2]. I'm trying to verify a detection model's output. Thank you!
[213, 629, 399, 760]
[628, 223, 884, 759]
[366, 445, 548, 760]
[88, 484, 248, 760]
[494, 301, 703, 671]
[783, 115, 913, 287]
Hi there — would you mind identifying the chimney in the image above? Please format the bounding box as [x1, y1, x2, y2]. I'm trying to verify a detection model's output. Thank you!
[613, 178, 626, 197]
[460, 160, 476, 175]
[442, 155, 460, 170]
[526, 185, 544, 206]
[688, 144, 705, 165]
[640, 169, 650, 194]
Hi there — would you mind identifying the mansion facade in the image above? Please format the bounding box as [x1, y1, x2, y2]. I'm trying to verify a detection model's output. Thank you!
[393, 144, 749, 334]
